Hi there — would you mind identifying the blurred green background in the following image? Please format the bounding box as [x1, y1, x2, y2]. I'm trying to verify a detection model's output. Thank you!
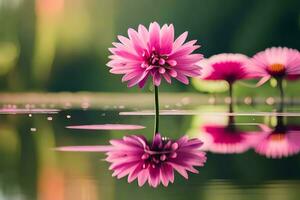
[1, 1, 300, 199]
[0, 0, 299, 95]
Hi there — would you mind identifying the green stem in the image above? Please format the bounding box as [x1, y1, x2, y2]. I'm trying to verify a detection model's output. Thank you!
[277, 78, 284, 112]
[228, 82, 233, 113]
[154, 86, 160, 135]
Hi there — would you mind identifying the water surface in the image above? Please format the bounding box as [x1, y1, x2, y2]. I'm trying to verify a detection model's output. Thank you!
[1, 94, 300, 200]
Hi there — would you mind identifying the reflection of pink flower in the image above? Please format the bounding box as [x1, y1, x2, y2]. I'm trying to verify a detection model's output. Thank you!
[106, 133, 206, 187]
[199, 53, 251, 83]
[254, 125, 300, 158]
[199, 125, 257, 154]
[107, 22, 203, 87]
[250, 47, 300, 81]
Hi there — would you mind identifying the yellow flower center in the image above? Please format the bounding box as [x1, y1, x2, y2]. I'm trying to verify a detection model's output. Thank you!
[270, 133, 285, 141]
[267, 63, 285, 73]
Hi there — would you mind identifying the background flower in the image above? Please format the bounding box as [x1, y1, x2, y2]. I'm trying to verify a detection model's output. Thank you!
[198, 53, 251, 83]
[250, 47, 300, 81]
[254, 124, 300, 158]
[199, 124, 261, 154]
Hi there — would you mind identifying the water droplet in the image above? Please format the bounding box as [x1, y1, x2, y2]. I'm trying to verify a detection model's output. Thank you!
[208, 97, 215, 104]
[66, 115, 71, 119]
[266, 97, 275, 105]
[224, 97, 232, 104]
[64, 102, 72, 109]
[30, 128, 37, 132]
[175, 103, 182, 107]
[81, 102, 90, 110]
[181, 97, 190, 105]
[244, 97, 252, 105]
[47, 116, 53, 121]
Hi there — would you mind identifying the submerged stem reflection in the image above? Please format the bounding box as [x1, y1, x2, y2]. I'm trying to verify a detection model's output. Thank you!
[154, 86, 160, 135]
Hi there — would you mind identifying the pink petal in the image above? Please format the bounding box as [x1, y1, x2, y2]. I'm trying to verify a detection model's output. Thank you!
[160, 164, 170, 186]
[138, 73, 149, 88]
[138, 169, 149, 187]
[113, 49, 142, 61]
[162, 73, 172, 83]
[169, 43, 200, 59]
[149, 167, 160, 188]
[153, 72, 162, 86]
[160, 24, 174, 54]
[175, 73, 189, 84]
[176, 54, 204, 65]
[168, 162, 189, 179]
[128, 28, 145, 56]
[122, 70, 144, 82]
[116, 163, 140, 179]
[149, 22, 160, 50]
[173, 31, 188, 50]
[127, 163, 143, 183]
[127, 71, 149, 87]
[138, 24, 149, 48]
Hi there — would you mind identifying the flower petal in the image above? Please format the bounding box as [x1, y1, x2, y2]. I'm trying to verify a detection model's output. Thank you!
[149, 22, 160, 51]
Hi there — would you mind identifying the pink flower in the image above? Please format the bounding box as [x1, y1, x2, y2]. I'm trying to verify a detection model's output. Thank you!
[199, 124, 259, 154]
[254, 125, 300, 158]
[107, 22, 203, 87]
[199, 53, 251, 83]
[106, 133, 206, 187]
[250, 47, 300, 81]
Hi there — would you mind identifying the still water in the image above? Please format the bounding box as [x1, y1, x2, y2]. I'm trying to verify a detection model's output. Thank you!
[1, 93, 300, 200]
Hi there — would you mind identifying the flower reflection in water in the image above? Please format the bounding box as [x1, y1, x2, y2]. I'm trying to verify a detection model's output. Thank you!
[254, 116, 300, 158]
[198, 116, 261, 154]
[56, 133, 206, 188]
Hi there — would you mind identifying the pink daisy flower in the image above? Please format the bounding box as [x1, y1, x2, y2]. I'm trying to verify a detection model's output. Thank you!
[199, 124, 260, 154]
[250, 47, 300, 81]
[254, 124, 300, 159]
[199, 53, 251, 83]
[106, 133, 206, 187]
[107, 22, 203, 87]
[197, 53, 252, 107]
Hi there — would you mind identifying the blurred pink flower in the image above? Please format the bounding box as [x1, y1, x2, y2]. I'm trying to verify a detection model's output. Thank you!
[250, 47, 300, 81]
[107, 22, 203, 87]
[199, 124, 259, 154]
[106, 133, 206, 187]
[199, 53, 251, 83]
[254, 125, 300, 158]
